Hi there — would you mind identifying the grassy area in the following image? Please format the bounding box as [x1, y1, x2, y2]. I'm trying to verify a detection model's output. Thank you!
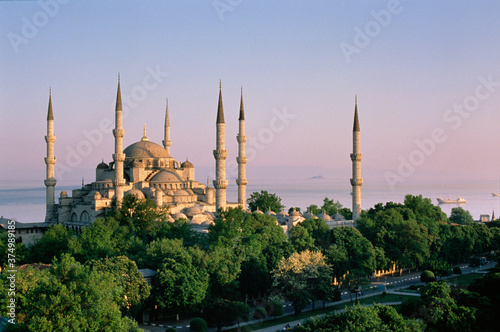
[445, 273, 483, 287]
[225, 294, 414, 332]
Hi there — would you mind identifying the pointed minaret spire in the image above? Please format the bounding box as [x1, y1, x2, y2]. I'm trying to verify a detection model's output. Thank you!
[217, 80, 225, 124]
[353, 95, 360, 132]
[236, 86, 248, 209]
[492, 210, 496, 221]
[113, 74, 126, 204]
[163, 98, 172, 156]
[350, 96, 363, 222]
[45, 89, 57, 222]
[213, 81, 228, 211]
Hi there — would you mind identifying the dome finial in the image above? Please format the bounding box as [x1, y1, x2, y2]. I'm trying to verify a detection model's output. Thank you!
[142, 123, 149, 141]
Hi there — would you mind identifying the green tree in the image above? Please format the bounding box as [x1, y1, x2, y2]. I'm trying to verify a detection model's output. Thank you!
[321, 197, 343, 215]
[289, 225, 316, 252]
[5, 254, 137, 331]
[449, 207, 474, 225]
[419, 281, 477, 331]
[189, 317, 207, 332]
[265, 299, 284, 319]
[294, 304, 423, 331]
[89, 256, 150, 315]
[203, 299, 251, 332]
[420, 270, 435, 283]
[155, 251, 209, 317]
[272, 250, 333, 315]
[28, 224, 72, 264]
[68, 217, 134, 262]
[247, 190, 284, 213]
[238, 256, 271, 299]
[110, 194, 169, 240]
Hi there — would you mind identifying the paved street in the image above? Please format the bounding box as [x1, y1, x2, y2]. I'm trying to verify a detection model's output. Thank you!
[138, 262, 493, 332]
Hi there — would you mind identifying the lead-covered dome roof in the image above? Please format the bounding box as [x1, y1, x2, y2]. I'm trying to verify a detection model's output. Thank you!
[123, 140, 169, 159]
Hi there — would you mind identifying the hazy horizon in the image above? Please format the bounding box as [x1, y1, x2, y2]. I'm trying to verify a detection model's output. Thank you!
[1, 1, 499, 191]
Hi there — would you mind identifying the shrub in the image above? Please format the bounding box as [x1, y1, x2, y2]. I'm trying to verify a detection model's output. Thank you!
[453, 266, 462, 275]
[189, 317, 207, 332]
[400, 297, 422, 317]
[409, 285, 417, 291]
[265, 300, 284, 319]
[253, 307, 267, 320]
[166, 328, 176, 332]
[420, 270, 436, 283]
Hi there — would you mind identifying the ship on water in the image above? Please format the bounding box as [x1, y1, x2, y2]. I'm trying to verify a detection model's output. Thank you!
[437, 196, 467, 204]
[493, 192, 500, 197]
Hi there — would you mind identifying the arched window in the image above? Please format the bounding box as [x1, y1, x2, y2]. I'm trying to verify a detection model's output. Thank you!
[71, 212, 78, 222]
[80, 211, 90, 223]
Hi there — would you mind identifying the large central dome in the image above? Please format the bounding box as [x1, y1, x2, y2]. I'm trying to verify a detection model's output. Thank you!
[123, 140, 170, 158]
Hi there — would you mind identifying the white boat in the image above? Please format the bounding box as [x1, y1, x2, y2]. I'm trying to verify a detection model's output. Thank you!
[493, 192, 500, 197]
[437, 196, 466, 204]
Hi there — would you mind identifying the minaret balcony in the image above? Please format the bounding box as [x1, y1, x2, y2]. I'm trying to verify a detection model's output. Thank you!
[45, 156, 56, 165]
[236, 178, 248, 185]
[114, 179, 126, 187]
[45, 135, 56, 143]
[350, 153, 363, 161]
[113, 129, 125, 138]
[44, 178, 57, 186]
[237, 156, 248, 164]
[213, 149, 228, 160]
[113, 153, 125, 162]
[350, 178, 364, 186]
[237, 135, 247, 143]
[213, 179, 228, 189]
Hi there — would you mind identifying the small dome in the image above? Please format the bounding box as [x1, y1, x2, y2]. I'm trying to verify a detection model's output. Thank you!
[185, 206, 203, 217]
[265, 208, 276, 216]
[97, 161, 108, 169]
[94, 191, 102, 199]
[166, 214, 175, 222]
[190, 219, 203, 226]
[278, 210, 289, 217]
[318, 211, 332, 221]
[181, 160, 194, 168]
[125, 189, 145, 200]
[254, 208, 264, 215]
[202, 220, 215, 226]
[172, 212, 188, 220]
[333, 213, 345, 221]
[60, 191, 68, 198]
[290, 208, 301, 217]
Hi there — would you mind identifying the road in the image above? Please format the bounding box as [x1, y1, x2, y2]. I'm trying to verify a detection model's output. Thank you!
[138, 262, 493, 332]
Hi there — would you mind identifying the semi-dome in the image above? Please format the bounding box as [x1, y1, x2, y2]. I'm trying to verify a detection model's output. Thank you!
[151, 171, 183, 183]
[125, 189, 145, 199]
[123, 140, 169, 159]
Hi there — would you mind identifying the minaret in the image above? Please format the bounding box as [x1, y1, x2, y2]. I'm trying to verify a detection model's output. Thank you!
[350, 96, 363, 221]
[213, 81, 228, 211]
[162, 98, 172, 156]
[44, 89, 57, 222]
[236, 87, 248, 209]
[113, 75, 126, 204]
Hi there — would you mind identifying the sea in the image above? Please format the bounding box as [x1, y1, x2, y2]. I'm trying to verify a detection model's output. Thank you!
[1, 178, 498, 223]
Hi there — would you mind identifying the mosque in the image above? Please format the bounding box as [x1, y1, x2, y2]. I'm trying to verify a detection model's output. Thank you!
[43, 79, 248, 233]
[41, 77, 363, 234]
